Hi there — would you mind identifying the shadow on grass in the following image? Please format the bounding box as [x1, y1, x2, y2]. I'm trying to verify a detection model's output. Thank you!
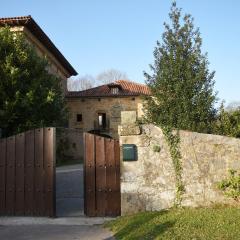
[113, 211, 175, 240]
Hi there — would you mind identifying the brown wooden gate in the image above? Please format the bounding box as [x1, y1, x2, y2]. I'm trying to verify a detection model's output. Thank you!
[84, 133, 121, 217]
[0, 128, 55, 217]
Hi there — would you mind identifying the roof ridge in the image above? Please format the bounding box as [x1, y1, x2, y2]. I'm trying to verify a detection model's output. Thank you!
[115, 79, 147, 86]
[73, 79, 146, 93]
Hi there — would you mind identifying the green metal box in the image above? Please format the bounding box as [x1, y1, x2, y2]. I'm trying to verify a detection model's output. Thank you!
[122, 144, 137, 161]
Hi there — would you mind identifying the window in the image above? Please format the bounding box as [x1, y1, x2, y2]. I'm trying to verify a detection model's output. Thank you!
[98, 113, 106, 128]
[76, 114, 82, 122]
[108, 83, 121, 94]
[111, 87, 119, 94]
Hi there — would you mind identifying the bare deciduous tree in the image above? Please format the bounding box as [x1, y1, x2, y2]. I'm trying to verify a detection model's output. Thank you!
[96, 69, 128, 84]
[67, 75, 95, 91]
[67, 69, 129, 91]
[226, 101, 240, 111]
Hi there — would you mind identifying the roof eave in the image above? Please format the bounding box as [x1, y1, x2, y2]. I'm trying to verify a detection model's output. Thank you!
[65, 93, 148, 99]
[26, 18, 77, 76]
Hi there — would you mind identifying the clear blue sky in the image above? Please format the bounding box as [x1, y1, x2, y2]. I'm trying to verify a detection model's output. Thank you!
[1, 0, 239, 104]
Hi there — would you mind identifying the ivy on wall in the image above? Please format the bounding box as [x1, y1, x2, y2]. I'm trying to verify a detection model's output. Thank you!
[161, 126, 185, 206]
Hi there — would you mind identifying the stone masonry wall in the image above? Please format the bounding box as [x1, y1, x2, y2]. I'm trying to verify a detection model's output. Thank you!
[23, 28, 69, 93]
[56, 128, 84, 163]
[9, 26, 69, 93]
[120, 122, 240, 215]
[67, 96, 144, 139]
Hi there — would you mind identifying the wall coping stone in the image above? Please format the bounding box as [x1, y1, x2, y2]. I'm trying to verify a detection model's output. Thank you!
[118, 124, 141, 136]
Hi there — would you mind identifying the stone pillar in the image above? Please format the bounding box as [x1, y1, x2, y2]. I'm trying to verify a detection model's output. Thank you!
[118, 111, 143, 215]
[118, 111, 141, 136]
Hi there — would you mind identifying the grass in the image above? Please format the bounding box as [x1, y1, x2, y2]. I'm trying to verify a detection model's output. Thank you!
[106, 206, 240, 240]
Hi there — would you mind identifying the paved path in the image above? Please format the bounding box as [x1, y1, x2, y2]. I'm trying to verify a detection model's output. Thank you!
[0, 225, 115, 240]
[56, 164, 84, 217]
[0, 217, 116, 240]
[0, 217, 115, 226]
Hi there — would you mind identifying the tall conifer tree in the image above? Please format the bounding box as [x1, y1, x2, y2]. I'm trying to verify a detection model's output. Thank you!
[144, 2, 217, 133]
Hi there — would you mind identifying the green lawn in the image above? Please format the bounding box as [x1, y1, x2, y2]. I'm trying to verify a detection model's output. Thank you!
[106, 206, 240, 240]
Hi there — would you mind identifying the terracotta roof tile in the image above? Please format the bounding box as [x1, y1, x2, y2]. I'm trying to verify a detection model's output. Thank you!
[0, 15, 77, 76]
[0, 16, 31, 24]
[66, 80, 151, 98]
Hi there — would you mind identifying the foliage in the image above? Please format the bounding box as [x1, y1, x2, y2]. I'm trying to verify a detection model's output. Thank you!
[56, 128, 83, 166]
[144, 1, 217, 133]
[162, 126, 184, 206]
[153, 144, 161, 153]
[0, 27, 67, 137]
[56, 128, 71, 165]
[218, 169, 240, 201]
[213, 103, 240, 138]
[106, 207, 240, 240]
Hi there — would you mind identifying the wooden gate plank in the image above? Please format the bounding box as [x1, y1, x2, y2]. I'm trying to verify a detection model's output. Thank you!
[0, 127, 56, 217]
[0, 139, 6, 215]
[84, 133, 121, 217]
[84, 133, 96, 217]
[105, 138, 115, 216]
[15, 133, 25, 215]
[95, 136, 106, 216]
[34, 128, 45, 216]
[6, 136, 16, 215]
[114, 140, 121, 216]
[25, 130, 35, 215]
[44, 128, 55, 217]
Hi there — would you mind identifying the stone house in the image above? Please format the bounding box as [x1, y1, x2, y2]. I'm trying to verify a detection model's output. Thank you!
[66, 80, 150, 139]
[0, 16, 77, 92]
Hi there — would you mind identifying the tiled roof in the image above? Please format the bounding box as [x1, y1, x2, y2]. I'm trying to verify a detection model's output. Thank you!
[0, 16, 77, 76]
[66, 80, 151, 98]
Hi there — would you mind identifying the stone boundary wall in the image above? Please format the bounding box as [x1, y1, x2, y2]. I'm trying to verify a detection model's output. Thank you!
[56, 128, 83, 164]
[119, 123, 240, 215]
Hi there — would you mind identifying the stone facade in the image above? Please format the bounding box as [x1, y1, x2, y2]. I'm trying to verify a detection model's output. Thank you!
[17, 27, 69, 93]
[119, 121, 240, 215]
[67, 96, 144, 139]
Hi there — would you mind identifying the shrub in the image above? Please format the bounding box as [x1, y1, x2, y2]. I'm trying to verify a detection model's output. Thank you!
[218, 169, 240, 201]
